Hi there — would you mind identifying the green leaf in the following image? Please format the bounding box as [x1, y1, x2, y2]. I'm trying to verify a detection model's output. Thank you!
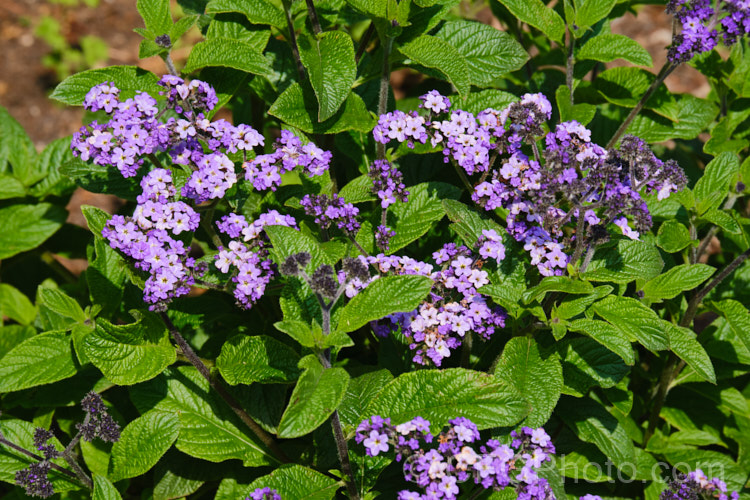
[60, 158, 142, 200]
[83, 312, 176, 385]
[365, 368, 529, 431]
[206, 13, 271, 48]
[277, 355, 350, 439]
[269, 82, 375, 134]
[0, 105, 36, 183]
[243, 464, 340, 500]
[51, 66, 162, 105]
[662, 449, 746, 491]
[0, 331, 77, 392]
[205, 0, 286, 29]
[581, 239, 663, 284]
[701, 208, 741, 234]
[577, 33, 652, 66]
[265, 224, 334, 271]
[434, 20, 528, 87]
[0, 174, 26, 200]
[274, 320, 316, 347]
[558, 337, 629, 395]
[0, 203, 67, 260]
[495, 337, 562, 427]
[0, 325, 35, 361]
[0, 284, 35, 325]
[336, 275, 433, 333]
[494, 0, 565, 43]
[460, 89, 518, 115]
[137, 0, 172, 37]
[387, 182, 461, 254]
[568, 319, 634, 365]
[28, 136, 77, 197]
[130, 366, 275, 466]
[574, 0, 617, 29]
[110, 411, 180, 481]
[641, 264, 715, 302]
[338, 369, 393, 432]
[399, 35, 470, 96]
[82, 205, 114, 236]
[664, 323, 715, 383]
[591, 295, 669, 351]
[88, 236, 128, 317]
[595, 67, 677, 121]
[555, 86, 596, 126]
[216, 335, 300, 385]
[298, 31, 357, 121]
[38, 287, 86, 324]
[656, 220, 693, 253]
[92, 474, 122, 500]
[184, 38, 272, 76]
[626, 94, 718, 143]
[339, 175, 376, 204]
[522, 276, 593, 304]
[558, 396, 636, 467]
[694, 152, 741, 215]
[709, 299, 750, 355]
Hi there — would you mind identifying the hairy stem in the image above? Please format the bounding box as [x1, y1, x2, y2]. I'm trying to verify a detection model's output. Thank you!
[305, 0, 322, 35]
[355, 22, 375, 63]
[606, 61, 678, 149]
[61, 450, 93, 490]
[566, 27, 575, 106]
[580, 245, 596, 274]
[0, 436, 81, 483]
[452, 161, 474, 195]
[159, 312, 290, 464]
[282, 0, 306, 80]
[376, 35, 394, 160]
[200, 209, 224, 249]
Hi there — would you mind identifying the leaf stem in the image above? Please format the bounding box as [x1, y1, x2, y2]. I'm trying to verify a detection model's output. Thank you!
[282, 0, 306, 80]
[376, 34, 394, 161]
[305, 0, 323, 35]
[566, 27, 575, 106]
[159, 312, 291, 464]
[605, 61, 678, 149]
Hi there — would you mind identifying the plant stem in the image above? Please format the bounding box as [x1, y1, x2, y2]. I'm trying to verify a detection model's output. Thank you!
[376, 34, 393, 160]
[355, 22, 375, 63]
[580, 245, 596, 273]
[305, 0, 322, 35]
[318, 306, 360, 500]
[460, 334, 473, 368]
[605, 61, 678, 149]
[159, 312, 291, 464]
[452, 161, 474, 194]
[282, 0, 306, 80]
[643, 247, 750, 445]
[0, 436, 81, 483]
[61, 449, 93, 490]
[162, 52, 180, 77]
[566, 27, 575, 107]
[200, 209, 224, 249]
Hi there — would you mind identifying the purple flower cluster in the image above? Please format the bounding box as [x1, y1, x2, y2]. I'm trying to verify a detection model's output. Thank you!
[77, 391, 121, 443]
[373, 110, 429, 148]
[15, 462, 54, 498]
[300, 193, 361, 235]
[369, 159, 409, 209]
[102, 168, 201, 310]
[374, 90, 686, 276]
[356, 416, 555, 500]
[244, 130, 331, 191]
[158, 74, 218, 114]
[660, 469, 740, 500]
[369, 239, 506, 366]
[246, 487, 282, 500]
[215, 211, 297, 309]
[667, 0, 750, 62]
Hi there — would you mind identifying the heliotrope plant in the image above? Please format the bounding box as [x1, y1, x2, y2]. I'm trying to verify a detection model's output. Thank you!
[0, 0, 749, 498]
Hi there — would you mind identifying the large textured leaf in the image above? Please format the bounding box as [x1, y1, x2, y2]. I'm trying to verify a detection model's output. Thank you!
[205, 0, 286, 29]
[664, 324, 715, 383]
[184, 38, 272, 76]
[558, 396, 636, 467]
[83, 313, 175, 385]
[581, 239, 663, 284]
[494, 0, 565, 43]
[298, 31, 357, 121]
[709, 300, 750, 354]
[265, 224, 335, 271]
[137, 0, 172, 37]
[387, 182, 461, 254]
[656, 220, 693, 253]
[591, 296, 669, 351]
[60, 158, 141, 200]
[92, 474, 122, 500]
[558, 338, 629, 396]
[336, 275, 433, 333]
[434, 20, 528, 87]
[277, 356, 350, 439]
[0, 325, 35, 361]
[0, 203, 67, 260]
[338, 369, 393, 432]
[577, 33, 652, 66]
[641, 264, 715, 302]
[365, 368, 529, 431]
[495, 337, 562, 427]
[626, 94, 717, 143]
[574, 0, 617, 29]
[38, 287, 86, 324]
[243, 465, 340, 500]
[595, 67, 678, 121]
[0, 331, 77, 392]
[50, 66, 162, 105]
[216, 335, 301, 385]
[28, 136, 77, 197]
[567, 319, 634, 365]
[269, 82, 374, 134]
[110, 411, 180, 481]
[399, 35, 470, 96]
[694, 152, 741, 215]
[0, 105, 36, 183]
[130, 366, 275, 466]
